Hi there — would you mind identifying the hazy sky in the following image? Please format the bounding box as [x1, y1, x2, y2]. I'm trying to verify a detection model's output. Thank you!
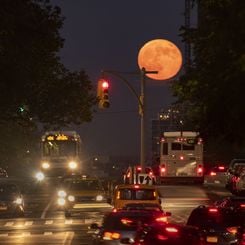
[51, 0, 189, 161]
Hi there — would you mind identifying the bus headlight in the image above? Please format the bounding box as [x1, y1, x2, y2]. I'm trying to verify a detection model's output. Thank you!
[96, 195, 104, 201]
[57, 198, 66, 206]
[35, 172, 45, 181]
[41, 162, 50, 169]
[68, 161, 77, 169]
[68, 195, 75, 202]
[57, 190, 67, 198]
[13, 197, 23, 205]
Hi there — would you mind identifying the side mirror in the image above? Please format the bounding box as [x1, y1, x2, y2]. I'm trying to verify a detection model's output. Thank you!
[120, 238, 134, 244]
[89, 223, 100, 230]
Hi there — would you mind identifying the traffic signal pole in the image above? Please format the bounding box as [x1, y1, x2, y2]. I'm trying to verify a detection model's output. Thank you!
[100, 68, 157, 172]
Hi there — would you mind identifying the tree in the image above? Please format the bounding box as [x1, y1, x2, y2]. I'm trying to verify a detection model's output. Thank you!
[0, 0, 96, 128]
[172, 0, 245, 158]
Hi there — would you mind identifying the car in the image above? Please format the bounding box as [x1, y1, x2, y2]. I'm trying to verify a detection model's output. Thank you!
[205, 164, 228, 185]
[187, 205, 245, 245]
[56, 175, 111, 217]
[226, 159, 245, 194]
[0, 182, 24, 217]
[214, 196, 245, 208]
[112, 184, 161, 210]
[90, 208, 170, 245]
[0, 168, 8, 178]
[121, 222, 202, 245]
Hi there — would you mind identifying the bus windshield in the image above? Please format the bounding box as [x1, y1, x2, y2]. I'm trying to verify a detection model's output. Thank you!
[42, 140, 77, 157]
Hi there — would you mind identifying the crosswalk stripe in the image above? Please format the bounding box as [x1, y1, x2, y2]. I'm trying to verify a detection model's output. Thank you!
[4, 222, 14, 227]
[45, 220, 53, 225]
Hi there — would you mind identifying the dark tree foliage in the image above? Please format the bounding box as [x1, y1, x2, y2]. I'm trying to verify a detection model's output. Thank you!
[172, 0, 245, 157]
[0, 0, 97, 171]
[0, 0, 96, 128]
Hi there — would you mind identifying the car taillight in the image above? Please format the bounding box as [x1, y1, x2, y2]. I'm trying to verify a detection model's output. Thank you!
[157, 234, 168, 240]
[103, 231, 121, 240]
[208, 208, 218, 213]
[134, 185, 140, 189]
[197, 165, 203, 174]
[226, 226, 238, 234]
[155, 216, 168, 223]
[240, 204, 245, 208]
[165, 227, 179, 233]
[161, 165, 166, 173]
[218, 166, 225, 170]
[149, 171, 153, 176]
[180, 155, 184, 160]
[121, 218, 133, 225]
[210, 171, 217, 176]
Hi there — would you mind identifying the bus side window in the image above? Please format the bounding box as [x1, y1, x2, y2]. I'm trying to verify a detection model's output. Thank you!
[162, 143, 168, 155]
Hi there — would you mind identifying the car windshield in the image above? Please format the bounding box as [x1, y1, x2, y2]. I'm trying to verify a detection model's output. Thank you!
[119, 189, 156, 200]
[0, 184, 19, 196]
[67, 180, 102, 191]
[103, 213, 155, 231]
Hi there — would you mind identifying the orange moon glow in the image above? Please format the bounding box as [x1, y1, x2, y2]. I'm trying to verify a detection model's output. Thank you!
[138, 39, 182, 80]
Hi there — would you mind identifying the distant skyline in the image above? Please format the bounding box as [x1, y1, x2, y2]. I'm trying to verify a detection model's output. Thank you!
[50, 1, 195, 161]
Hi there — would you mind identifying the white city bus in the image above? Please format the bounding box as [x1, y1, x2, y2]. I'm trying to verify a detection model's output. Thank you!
[159, 131, 204, 184]
[39, 131, 82, 177]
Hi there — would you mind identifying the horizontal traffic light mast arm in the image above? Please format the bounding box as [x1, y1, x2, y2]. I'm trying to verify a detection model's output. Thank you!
[101, 70, 143, 109]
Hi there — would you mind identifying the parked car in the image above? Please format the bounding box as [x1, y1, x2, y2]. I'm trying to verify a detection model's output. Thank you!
[205, 165, 228, 185]
[0, 183, 24, 217]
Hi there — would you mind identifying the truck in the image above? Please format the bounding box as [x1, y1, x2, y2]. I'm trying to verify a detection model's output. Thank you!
[157, 131, 204, 184]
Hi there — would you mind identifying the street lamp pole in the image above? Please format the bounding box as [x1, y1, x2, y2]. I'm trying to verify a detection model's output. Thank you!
[140, 68, 158, 171]
[101, 68, 157, 172]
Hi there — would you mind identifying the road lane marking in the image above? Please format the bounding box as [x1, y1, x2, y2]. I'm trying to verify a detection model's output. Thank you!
[44, 232, 53, 235]
[41, 198, 53, 219]
[65, 220, 73, 225]
[22, 232, 31, 236]
[4, 222, 14, 227]
[25, 221, 33, 226]
[45, 220, 53, 225]
[63, 231, 74, 245]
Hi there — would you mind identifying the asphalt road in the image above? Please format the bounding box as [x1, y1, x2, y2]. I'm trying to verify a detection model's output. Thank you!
[0, 177, 232, 244]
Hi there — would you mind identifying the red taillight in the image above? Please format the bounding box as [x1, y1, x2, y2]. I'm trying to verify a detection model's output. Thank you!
[218, 166, 225, 170]
[121, 218, 133, 225]
[136, 166, 142, 172]
[210, 171, 216, 176]
[165, 227, 178, 233]
[226, 226, 238, 234]
[126, 173, 130, 178]
[197, 165, 203, 173]
[134, 185, 140, 189]
[149, 171, 153, 176]
[208, 208, 218, 213]
[103, 231, 121, 240]
[180, 155, 184, 160]
[155, 216, 168, 223]
[240, 204, 245, 208]
[161, 165, 166, 173]
[157, 234, 168, 240]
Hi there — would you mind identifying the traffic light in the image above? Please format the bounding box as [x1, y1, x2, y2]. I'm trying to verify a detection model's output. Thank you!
[97, 78, 110, 109]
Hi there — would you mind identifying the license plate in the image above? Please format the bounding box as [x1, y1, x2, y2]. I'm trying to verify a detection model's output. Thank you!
[206, 236, 218, 243]
[0, 206, 7, 210]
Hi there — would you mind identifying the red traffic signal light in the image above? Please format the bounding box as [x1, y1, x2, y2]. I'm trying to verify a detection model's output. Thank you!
[97, 79, 110, 109]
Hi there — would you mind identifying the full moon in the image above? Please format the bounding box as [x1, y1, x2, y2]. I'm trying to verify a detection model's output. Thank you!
[138, 39, 182, 80]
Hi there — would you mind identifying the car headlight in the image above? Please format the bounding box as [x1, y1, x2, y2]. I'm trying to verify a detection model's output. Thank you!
[13, 197, 23, 205]
[57, 198, 66, 206]
[68, 161, 77, 169]
[96, 195, 104, 201]
[68, 195, 75, 202]
[35, 172, 45, 181]
[58, 190, 67, 198]
[41, 162, 50, 169]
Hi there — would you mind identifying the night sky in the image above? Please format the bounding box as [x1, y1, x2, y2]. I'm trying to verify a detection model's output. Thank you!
[50, 0, 191, 161]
